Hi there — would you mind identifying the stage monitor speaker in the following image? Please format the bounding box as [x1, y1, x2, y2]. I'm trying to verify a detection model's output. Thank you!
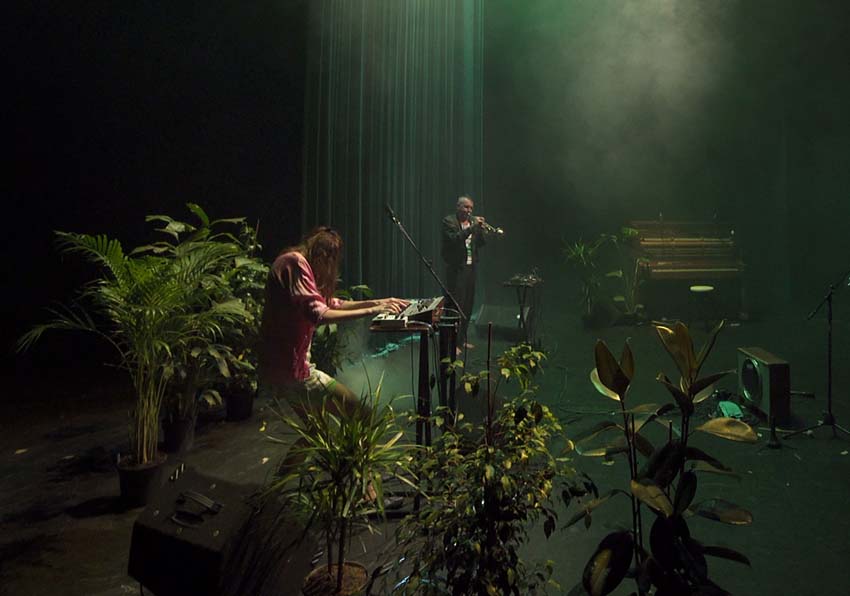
[737, 347, 791, 426]
[128, 468, 257, 596]
[474, 304, 530, 342]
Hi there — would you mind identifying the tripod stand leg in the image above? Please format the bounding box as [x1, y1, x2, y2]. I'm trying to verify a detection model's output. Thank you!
[759, 416, 795, 451]
[783, 413, 850, 440]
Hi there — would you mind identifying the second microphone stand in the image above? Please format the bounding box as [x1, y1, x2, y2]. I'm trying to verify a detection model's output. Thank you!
[785, 267, 850, 440]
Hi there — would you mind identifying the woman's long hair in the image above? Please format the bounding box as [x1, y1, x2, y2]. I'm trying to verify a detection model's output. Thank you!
[282, 227, 342, 302]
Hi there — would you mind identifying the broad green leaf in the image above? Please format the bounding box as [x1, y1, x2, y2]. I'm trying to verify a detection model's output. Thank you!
[630, 479, 674, 516]
[654, 322, 696, 382]
[578, 443, 629, 458]
[694, 417, 758, 443]
[690, 370, 734, 399]
[695, 319, 725, 374]
[691, 498, 753, 525]
[689, 459, 740, 480]
[701, 545, 751, 566]
[563, 490, 622, 528]
[573, 420, 623, 443]
[595, 340, 630, 398]
[640, 441, 685, 488]
[582, 531, 634, 596]
[693, 382, 716, 404]
[673, 471, 698, 516]
[685, 446, 733, 472]
[186, 202, 210, 227]
[591, 368, 620, 401]
[621, 403, 662, 415]
[620, 341, 635, 382]
[657, 373, 694, 415]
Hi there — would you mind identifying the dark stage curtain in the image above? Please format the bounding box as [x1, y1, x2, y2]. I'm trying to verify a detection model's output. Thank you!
[303, 0, 483, 298]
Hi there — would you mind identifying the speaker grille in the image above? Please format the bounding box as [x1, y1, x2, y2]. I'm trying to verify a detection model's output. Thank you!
[737, 347, 791, 425]
[740, 358, 762, 404]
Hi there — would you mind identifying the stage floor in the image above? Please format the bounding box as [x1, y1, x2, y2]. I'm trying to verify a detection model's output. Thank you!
[2, 309, 850, 595]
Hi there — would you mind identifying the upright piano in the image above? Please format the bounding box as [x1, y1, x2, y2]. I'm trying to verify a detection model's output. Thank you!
[630, 220, 746, 319]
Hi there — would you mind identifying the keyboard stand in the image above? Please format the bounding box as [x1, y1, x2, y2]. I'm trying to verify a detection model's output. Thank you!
[369, 321, 435, 447]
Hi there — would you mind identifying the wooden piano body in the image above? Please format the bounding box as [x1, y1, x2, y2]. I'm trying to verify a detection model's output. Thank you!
[630, 220, 746, 319]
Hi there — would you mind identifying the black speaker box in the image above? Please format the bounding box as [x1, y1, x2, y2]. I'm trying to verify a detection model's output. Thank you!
[128, 468, 257, 596]
[474, 304, 530, 342]
[737, 347, 791, 426]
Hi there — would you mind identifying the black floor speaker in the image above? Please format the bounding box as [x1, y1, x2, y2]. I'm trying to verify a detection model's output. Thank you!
[474, 304, 531, 342]
[128, 468, 255, 596]
[737, 347, 791, 426]
[128, 467, 315, 596]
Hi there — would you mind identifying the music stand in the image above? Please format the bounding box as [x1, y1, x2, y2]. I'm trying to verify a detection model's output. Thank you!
[502, 272, 543, 346]
[784, 267, 850, 440]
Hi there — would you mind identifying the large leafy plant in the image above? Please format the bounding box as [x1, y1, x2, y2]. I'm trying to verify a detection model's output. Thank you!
[565, 228, 646, 324]
[603, 227, 646, 319]
[132, 204, 264, 416]
[18, 218, 249, 465]
[395, 343, 577, 595]
[570, 321, 757, 595]
[264, 382, 415, 595]
[564, 237, 607, 318]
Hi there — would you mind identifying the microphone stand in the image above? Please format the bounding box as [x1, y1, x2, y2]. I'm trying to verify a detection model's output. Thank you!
[385, 204, 465, 428]
[785, 266, 850, 440]
[384, 204, 466, 324]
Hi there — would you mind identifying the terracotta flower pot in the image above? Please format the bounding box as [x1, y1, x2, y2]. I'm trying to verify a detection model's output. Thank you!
[301, 561, 368, 596]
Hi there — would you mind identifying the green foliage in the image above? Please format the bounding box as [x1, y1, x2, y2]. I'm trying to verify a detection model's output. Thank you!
[309, 284, 374, 375]
[17, 205, 254, 464]
[132, 203, 264, 418]
[264, 382, 415, 594]
[564, 227, 645, 321]
[571, 321, 755, 595]
[563, 237, 607, 317]
[395, 344, 575, 596]
[497, 343, 547, 394]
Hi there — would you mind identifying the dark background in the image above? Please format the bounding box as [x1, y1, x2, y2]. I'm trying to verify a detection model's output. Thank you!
[480, 0, 850, 319]
[4, 1, 309, 370]
[5, 0, 850, 367]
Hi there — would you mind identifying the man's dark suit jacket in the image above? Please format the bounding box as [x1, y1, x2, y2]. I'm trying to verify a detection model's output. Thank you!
[441, 214, 486, 267]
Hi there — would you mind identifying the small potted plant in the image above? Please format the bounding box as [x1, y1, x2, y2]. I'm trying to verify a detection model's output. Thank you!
[222, 350, 258, 421]
[264, 382, 415, 595]
[162, 341, 236, 452]
[393, 342, 579, 595]
[564, 236, 610, 327]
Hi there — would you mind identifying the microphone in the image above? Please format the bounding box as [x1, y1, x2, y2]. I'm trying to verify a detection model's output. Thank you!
[385, 203, 399, 223]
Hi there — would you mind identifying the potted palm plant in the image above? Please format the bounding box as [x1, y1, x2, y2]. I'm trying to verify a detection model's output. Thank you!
[564, 236, 609, 327]
[264, 382, 415, 595]
[18, 212, 250, 505]
[132, 205, 265, 427]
